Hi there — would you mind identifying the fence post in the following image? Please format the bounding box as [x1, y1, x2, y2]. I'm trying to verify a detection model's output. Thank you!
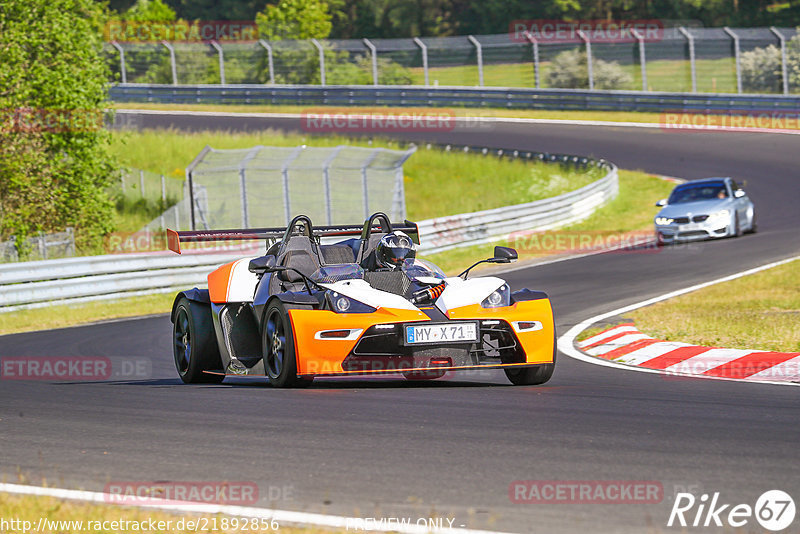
[577, 30, 593, 90]
[161, 175, 166, 204]
[120, 171, 126, 194]
[467, 35, 484, 86]
[321, 146, 344, 225]
[770, 27, 789, 95]
[280, 146, 305, 225]
[161, 41, 178, 85]
[678, 27, 697, 93]
[111, 41, 127, 84]
[311, 39, 326, 86]
[238, 146, 261, 228]
[258, 40, 275, 84]
[413, 38, 429, 86]
[524, 31, 540, 89]
[723, 27, 742, 93]
[210, 40, 225, 84]
[139, 169, 145, 198]
[363, 38, 379, 86]
[631, 28, 648, 91]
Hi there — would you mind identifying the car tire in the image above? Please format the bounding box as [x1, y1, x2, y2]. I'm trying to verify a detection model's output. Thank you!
[403, 370, 446, 380]
[504, 329, 556, 386]
[733, 213, 743, 238]
[173, 297, 225, 384]
[747, 213, 758, 234]
[262, 300, 312, 388]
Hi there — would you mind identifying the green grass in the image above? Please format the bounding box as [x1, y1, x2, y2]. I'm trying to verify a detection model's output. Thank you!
[109, 129, 603, 221]
[406, 57, 741, 94]
[423, 169, 674, 273]
[630, 258, 800, 353]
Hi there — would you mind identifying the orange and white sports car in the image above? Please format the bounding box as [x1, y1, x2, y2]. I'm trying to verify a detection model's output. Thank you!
[168, 213, 556, 387]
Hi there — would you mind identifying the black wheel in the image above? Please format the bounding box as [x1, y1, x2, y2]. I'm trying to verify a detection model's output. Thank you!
[747, 213, 757, 234]
[403, 370, 446, 380]
[173, 298, 224, 384]
[505, 328, 557, 386]
[262, 300, 311, 388]
[733, 213, 743, 237]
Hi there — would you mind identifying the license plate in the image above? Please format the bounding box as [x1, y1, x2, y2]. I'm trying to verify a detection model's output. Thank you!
[405, 322, 478, 344]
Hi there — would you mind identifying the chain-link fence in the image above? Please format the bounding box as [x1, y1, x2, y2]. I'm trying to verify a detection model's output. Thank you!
[140, 145, 414, 233]
[0, 229, 75, 262]
[115, 168, 185, 206]
[106, 26, 800, 94]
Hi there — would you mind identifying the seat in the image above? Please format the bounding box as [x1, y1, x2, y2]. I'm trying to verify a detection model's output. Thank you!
[270, 235, 322, 293]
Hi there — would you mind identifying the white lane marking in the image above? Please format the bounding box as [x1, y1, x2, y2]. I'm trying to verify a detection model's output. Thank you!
[747, 355, 800, 381]
[557, 255, 800, 387]
[578, 325, 638, 347]
[112, 109, 800, 136]
[664, 348, 750, 375]
[616, 341, 692, 366]
[0, 483, 506, 534]
[585, 333, 651, 356]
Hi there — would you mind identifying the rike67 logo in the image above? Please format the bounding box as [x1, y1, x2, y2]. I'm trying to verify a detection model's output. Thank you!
[668, 490, 795, 531]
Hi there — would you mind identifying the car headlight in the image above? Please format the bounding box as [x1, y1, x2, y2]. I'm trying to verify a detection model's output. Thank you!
[655, 217, 674, 225]
[707, 209, 730, 225]
[481, 284, 511, 308]
[327, 292, 376, 314]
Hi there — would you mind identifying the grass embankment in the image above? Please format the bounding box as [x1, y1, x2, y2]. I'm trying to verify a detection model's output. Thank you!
[629, 258, 800, 353]
[577, 259, 800, 353]
[0, 493, 341, 534]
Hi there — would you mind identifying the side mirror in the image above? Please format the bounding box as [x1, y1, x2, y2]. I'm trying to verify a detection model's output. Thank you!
[734, 190, 746, 198]
[248, 255, 277, 274]
[491, 246, 518, 263]
[655, 199, 667, 207]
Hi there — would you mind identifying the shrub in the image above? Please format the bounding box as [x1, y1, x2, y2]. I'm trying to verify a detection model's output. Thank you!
[546, 49, 633, 90]
[740, 33, 800, 93]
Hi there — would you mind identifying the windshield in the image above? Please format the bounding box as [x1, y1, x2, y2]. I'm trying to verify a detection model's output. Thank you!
[310, 263, 365, 283]
[400, 258, 446, 281]
[668, 181, 728, 204]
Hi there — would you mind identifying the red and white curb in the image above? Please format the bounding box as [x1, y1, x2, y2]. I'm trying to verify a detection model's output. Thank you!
[578, 324, 800, 382]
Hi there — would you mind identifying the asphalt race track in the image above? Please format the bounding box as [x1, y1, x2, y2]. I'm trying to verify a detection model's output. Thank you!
[1, 113, 799, 533]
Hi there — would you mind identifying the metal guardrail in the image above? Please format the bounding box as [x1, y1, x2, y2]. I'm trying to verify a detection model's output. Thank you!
[0, 147, 616, 312]
[109, 83, 800, 114]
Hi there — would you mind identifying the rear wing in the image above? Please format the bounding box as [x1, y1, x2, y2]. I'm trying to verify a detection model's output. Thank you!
[167, 220, 420, 254]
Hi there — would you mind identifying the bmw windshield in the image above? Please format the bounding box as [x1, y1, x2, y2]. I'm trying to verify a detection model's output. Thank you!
[668, 181, 728, 204]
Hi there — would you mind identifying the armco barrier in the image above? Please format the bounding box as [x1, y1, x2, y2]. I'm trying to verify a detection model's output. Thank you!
[109, 83, 800, 114]
[0, 148, 616, 311]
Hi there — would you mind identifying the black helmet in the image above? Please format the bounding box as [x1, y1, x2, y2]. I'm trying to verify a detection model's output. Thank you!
[375, 231, 416, 270]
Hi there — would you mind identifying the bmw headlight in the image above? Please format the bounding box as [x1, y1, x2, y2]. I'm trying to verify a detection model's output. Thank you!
[707, 209, 730, 225]
[655, 217, 674, 225]
[481, 284, 511, 309]
[327, 292, 376, 314]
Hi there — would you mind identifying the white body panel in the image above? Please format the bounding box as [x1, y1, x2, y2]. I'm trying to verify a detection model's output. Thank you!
[435, 276, 505, 313]
[225, 258, 260, 302]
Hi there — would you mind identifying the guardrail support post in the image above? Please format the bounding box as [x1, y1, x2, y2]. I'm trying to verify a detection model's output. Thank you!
[631, 28, 648, 91]
[413, 37, 429, 86]
[111, 41, 127, 84]
[678, 27, 697, 93]
[311, 38, 326, 86]
[577, 30, 593, 90]
[770, 27, 789, 95]
[258, 40, 275, 84]
[467, 35, 484, 86]
[524, 31, 540, 89]
[161, 41, 178, 85]
[363, 38, 379, 86]
[210, 40, 225, 84]
[723, 27, 742, 93]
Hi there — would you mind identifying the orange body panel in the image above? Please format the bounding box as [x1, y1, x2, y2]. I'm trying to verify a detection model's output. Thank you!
[207, 261, 237, 303]
[446, 299, 555, 365]
[287, 298, 554, 376]
[288, 307, 428, 375]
